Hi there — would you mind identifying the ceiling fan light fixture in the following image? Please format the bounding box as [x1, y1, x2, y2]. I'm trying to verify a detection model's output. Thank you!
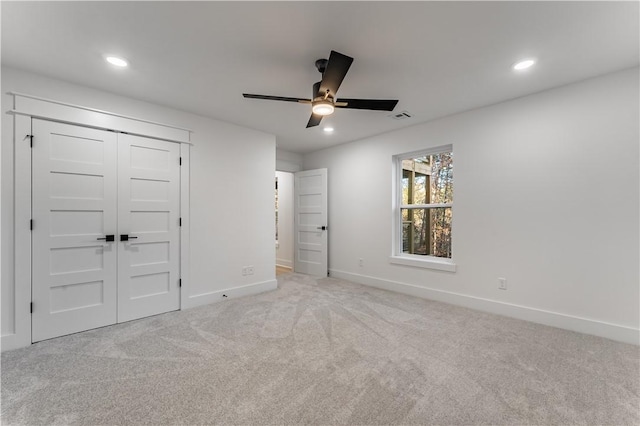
[312, 100, 335, 116]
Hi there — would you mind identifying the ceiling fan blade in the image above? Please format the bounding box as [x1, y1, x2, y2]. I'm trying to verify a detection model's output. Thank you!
[306, 113, 323, 128]
[243, 93, 310, 103]
[319, 51, 353, 98]
[335, 98, 399, 111]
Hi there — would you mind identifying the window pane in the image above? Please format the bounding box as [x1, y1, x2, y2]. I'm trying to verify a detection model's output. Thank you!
[402, 159, 429, 204]
[402, 169, 410, 205]
[429, 152, 453, 204]
[401, 153, 452, 205]
[401, 207, 452, 258]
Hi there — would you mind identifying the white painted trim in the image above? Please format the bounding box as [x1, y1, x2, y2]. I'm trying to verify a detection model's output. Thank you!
[9, 110, 193, 146]
[400, 203, 453, 209]
[182, 280, 278, 309]
[4, 114, 33, 351]
[396, 145, 454, 161]
[7, 109, 193, 145]
[276, 259, 293, 269]
[8, 92, 193, 132]
[389, 255, 457, 272]
[10, 94, 192, 144]
[0, 334, 23, 352]
[330, 269, 640, 345]
[180, 144, 191, 310]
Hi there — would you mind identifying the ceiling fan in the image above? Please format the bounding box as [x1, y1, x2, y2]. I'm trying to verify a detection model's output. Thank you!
[243, 50, 399, 128]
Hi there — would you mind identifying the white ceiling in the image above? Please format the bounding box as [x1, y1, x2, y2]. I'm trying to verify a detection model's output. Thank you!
[2, 1, 638, 154]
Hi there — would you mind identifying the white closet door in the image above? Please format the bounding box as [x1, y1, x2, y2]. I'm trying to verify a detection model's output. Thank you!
[32, 119, 118, 342]
[117, 134, 180, 322]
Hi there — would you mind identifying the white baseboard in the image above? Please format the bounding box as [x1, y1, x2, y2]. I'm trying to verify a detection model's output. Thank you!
[276, 259, 293, 269]
[330, 269, 639, 346]
[1, 332, 31, 352]
[183, 279, 278, 310]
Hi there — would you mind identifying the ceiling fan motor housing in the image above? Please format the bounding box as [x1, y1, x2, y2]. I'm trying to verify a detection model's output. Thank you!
[315, 58, 328, 74]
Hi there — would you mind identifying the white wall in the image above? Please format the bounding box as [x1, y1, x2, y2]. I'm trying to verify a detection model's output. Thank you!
[275, 171, 294, 268]
[1, 66, 277, 348]
[303, 68, 640, 344]
[276, 148, 303, 172]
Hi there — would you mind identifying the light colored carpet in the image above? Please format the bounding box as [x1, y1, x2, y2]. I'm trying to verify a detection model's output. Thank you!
[2, 273, 638, 425]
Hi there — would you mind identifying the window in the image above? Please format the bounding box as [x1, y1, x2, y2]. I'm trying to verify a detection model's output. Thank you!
[391, 145, 455, 272]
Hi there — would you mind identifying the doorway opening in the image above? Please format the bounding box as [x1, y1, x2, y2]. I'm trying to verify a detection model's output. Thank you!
[275, 171, 294, 276]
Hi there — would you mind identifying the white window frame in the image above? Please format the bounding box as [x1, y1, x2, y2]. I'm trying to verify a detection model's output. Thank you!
[390, 145, 457, 272]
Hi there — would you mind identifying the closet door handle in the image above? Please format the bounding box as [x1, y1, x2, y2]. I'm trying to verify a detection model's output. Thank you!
[97, 235, 115, 242]
[120, 234, 138, 241]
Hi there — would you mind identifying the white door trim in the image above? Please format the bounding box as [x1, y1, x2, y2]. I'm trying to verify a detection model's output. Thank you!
[179, 144, 191, 306]
[4, 95, 191, 351]
[6, 114, 33, 351]
[9, 92, 193, 144]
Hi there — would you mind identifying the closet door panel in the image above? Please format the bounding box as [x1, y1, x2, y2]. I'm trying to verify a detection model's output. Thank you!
[117, 134, 180, 323]
[31, 119, 118, 342]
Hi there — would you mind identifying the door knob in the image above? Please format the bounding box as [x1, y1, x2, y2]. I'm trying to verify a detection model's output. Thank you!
[316, 226, 327, 231]
[97, 235, 115, 242]
[120, 234, 138, 241]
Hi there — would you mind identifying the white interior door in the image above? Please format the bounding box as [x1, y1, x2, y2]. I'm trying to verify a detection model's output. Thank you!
[294, 168, 328, 276]
[32, 119, 118, 342]
[117, 134, 180, 322]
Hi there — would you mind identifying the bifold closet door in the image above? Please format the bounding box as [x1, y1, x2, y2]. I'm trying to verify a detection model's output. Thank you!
[32, 119, 118, 342]
[117, 134, 180, 322]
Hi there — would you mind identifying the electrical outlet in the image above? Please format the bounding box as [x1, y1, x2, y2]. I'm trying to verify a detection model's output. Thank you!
[247, 266, 254, 275]
[359, 258, 364, 267]
[498, 277, 507, 290]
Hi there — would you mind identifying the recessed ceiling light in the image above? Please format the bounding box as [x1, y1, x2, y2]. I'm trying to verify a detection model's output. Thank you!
[513, 59, 536, 71]
[105, 56, 128, 67]
[323, 127, 334, 133]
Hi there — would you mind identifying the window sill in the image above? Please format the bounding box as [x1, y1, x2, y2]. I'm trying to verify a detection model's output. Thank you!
[389, 255, 457, 272]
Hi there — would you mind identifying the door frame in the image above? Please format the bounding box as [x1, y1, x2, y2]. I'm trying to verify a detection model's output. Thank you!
[275, 171, 294, 271]
[8, 93, 192, 350]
